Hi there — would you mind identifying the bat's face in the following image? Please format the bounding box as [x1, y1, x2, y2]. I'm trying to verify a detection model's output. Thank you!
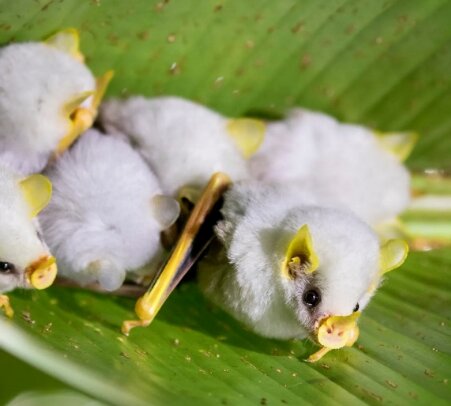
[278, 210, 408, 354]
[0, 171, 57, 293]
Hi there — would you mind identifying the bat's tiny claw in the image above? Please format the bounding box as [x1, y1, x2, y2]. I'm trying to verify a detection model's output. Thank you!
[121, 319, 150, 336]
[0, 295, 14, 319]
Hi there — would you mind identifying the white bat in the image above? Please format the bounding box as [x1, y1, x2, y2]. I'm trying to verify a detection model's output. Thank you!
[40, 129, 180, 291]
[0, 29, 112, 175]
[0, 166, 57, 317]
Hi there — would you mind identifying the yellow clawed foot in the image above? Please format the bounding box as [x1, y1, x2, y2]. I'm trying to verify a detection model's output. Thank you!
[122, 319, 151, 336]
[0, 295, 14, 318]
[122, 172, 231, 336]
[305, 346, 332, 363]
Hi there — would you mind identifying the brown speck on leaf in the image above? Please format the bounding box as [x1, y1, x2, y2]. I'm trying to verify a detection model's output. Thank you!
[346, 24, 355, 34]
[167, 34, 176, 43]
[408, 391, 418, 400]
[357, 344, 364, 350]
[155, 0, 170, 12]
[291, 21, 304, 34]
[42, 323, 53, 334]
[214, 4, 223, 12]
[362, 389, 383, 402]
[0, 24, 11, 31]
[169, 62, 181, 75]
[267, 26, 275, 33]
[385, 380, 398, 389]
[137, 31, 149, 40]
[120, 352, 130, 359]
[424, 369, 435, 378]
[300, 54, 312, 69]
[21, 311, 35, 325]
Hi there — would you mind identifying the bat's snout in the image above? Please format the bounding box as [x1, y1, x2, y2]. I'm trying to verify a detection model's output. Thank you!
[306, 312, 361, 363]
[26, 256, 58, 290]
[315, 312, 360, 349]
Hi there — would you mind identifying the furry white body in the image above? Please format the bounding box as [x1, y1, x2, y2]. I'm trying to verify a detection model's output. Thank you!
[0, 166, 52, 293]
[100, 96, 249, 195]
[0, 42, 96, 174]
[250, 109, 411, 226]
[41, 130, 177, 291]
[198, 181, 380, 339]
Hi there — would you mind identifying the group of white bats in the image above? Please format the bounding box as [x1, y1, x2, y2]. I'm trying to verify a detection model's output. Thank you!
[0, 30, 419, 362]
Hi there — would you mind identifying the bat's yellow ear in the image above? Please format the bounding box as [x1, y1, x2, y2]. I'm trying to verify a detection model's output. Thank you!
[282, 225, 319, 278]
[226, 118, 266, 158]
[92, 70, 114, 112]
[19, 175, 53, 218]
[375, 131, 418, 162]
[62, 91, 95, 117]
[380, 239, 409, 275]
[44, 28, 84, 62]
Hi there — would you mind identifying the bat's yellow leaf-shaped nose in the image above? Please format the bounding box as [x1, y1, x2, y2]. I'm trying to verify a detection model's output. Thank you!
[306, 312, 360, 363]
[26, 256, 58, 290]
[316, 312, 360, 349]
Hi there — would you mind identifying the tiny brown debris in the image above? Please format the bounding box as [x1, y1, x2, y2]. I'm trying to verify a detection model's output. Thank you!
[169, 62, 181, 75]
[424, 369, 435, 378]
[362, 389, 383, 402]
[345, 24, 355, 34]
[291, 21, 304, 34]
[385, 380, 398, 389]
[137, 31, 149, 40]
[300, 54, 312, 70]
[245, 40, 255, 49]
[42, 322, 53, 334]
[214, 4, 223, 12]
[167, 34, 176, 43]
[408, 391, 418, 400]
[120, 352, 130, 359]
[21, 311, 35, 325]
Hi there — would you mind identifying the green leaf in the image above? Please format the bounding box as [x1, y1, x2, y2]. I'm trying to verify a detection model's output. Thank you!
[0, 1, 450, 404]
[0, 0, 450, 169]
[0, 250, 450, 405]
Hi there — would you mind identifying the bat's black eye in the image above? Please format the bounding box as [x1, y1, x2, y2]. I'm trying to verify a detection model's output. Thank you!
[0, 262, 15, 274]
[303, 288, 321, 308]
[353, 303, 360, 312]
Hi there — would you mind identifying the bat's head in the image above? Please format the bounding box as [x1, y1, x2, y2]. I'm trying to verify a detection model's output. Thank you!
[278, 209, 408, 349]
[202, 202, 407, 353]
[0, 29, 112, 166]
[0, 168, 57, 293]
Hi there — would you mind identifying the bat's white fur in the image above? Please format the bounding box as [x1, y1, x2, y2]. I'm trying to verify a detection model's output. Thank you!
[0, 42, 96, 175]
[250, 109, 411, 226]
[0, 165, 52, 293]
[99, 96, 249, 195]
[198, 181, 381, 339]
[40, 130, 179, 291]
